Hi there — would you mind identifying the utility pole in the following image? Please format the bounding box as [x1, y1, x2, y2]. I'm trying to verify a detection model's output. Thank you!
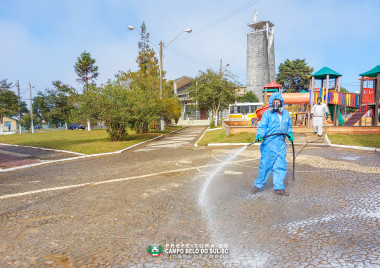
[17, 80, 22, 134]
[128, 26, 191, 132]
[159, 41, 164, 131]
[219, 59, 223, 77]
[29, 82, 34, 133]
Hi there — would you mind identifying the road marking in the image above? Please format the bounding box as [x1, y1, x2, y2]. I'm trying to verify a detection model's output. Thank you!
[0, 158, 253, 200]
[224, 170, 243, 175]
[133, 127, 204, 152]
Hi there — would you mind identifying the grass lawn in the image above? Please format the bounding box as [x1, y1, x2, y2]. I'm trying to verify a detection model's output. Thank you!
[197, 129, 256, 146]
[0, 126, 183, 154]
[328, 134, 380, 148]
[198, 129, 380, 149]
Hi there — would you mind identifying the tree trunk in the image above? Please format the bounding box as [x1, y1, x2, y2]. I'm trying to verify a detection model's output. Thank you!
[87, 119, 91, 131]
[213, 108, 219, 126]
[0, 115, 3, 134]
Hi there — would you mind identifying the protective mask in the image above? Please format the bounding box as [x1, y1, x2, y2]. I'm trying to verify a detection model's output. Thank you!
[317, 99, 322, 104]
[272, 100, 282, 112]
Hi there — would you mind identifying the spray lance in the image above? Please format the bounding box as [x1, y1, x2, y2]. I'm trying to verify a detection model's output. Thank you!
[248, 133, 295, 180]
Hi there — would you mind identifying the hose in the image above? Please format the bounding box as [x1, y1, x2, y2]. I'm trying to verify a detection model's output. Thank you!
[248, 133, 295, 180]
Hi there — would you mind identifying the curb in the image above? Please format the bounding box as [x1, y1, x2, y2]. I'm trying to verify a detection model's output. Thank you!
[206, 127, 222, 131]
[202, 142, 379, 151]
[194, 127, 209, 147]
[328, 144, 380, 152]
[0, 127, 187, 173]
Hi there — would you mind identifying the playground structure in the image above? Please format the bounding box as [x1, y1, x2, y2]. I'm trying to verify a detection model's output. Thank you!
[253, 66, 380, 128]
[224, 66, 380, 135]
[310, 66, 380, 127]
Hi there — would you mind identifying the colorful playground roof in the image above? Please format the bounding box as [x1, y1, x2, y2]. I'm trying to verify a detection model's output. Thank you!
[262, 88, 278, 92]
[264, 81, 282, 88]
[359, 65, 380, 78]
[312, 67, 342, 79]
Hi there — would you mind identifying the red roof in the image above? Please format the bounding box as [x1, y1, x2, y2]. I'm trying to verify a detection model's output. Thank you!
[264, 81, 282, 88]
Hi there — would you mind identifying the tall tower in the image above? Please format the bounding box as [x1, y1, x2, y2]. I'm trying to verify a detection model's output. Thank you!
[246, 11, 276, 102]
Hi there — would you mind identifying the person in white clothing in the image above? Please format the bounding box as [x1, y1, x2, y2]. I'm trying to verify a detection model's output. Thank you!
[310, 97, 329, 136]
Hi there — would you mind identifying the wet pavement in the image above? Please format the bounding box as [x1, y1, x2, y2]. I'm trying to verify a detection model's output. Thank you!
[0, 126, 379, 267]
[0, 144, 81, 170]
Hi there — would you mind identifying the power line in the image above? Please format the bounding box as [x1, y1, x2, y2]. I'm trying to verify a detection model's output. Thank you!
[227, 42, 246, 66]
[160, 0, 261, 74]
[173, 0, 260, 44]
[33, 87, 40, 95]
[136, 1, 260, 75]
[165, 47, 209, 69]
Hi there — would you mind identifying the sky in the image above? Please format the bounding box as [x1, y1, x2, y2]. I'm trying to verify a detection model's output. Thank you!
[1, 0, 380, 106]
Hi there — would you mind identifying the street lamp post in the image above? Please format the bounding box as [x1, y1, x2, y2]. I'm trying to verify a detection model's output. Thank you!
[128, 26, 192, 131]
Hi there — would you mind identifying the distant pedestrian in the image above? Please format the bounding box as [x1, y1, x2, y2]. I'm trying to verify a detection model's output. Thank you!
[8, 124, 11, 132]
[311, 97, 329, 137]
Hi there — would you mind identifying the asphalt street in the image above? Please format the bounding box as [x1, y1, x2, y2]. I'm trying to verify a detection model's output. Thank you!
[0, 126, 379, 267]
[0, 144, 81, 170]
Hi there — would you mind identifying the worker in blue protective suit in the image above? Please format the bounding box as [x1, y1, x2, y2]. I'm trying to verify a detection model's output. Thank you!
[250, 92, 293, 196]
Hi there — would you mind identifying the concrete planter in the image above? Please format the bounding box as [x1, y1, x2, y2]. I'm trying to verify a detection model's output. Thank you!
[326, 126, 380, 135]
[223, 121, 256, 135]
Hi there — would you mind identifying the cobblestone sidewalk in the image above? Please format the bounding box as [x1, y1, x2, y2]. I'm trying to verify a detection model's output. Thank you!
[0, 127, 379, 267]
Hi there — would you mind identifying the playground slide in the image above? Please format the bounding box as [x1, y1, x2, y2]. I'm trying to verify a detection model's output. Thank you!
[265, 92, 309, 104]
[328, 106, 345, 126]
[257, 93, 310, 120]
[281, 93, 310, 104]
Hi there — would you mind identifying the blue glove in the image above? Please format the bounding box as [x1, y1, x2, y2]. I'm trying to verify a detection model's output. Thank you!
[310, 113, 313, 119]
[325, 113, 329, 120]
[256, 134, 262, 142]
[288, 132, 294, 142]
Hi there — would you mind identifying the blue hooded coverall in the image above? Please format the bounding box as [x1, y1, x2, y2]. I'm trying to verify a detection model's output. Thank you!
[254, 92, 293, 190]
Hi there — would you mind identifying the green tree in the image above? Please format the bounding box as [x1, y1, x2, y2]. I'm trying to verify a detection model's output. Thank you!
[79, 81, 133, 140]
[241, 91, 259, 103]
[133, 21, 179, 129]
[33, 93, 50, 126]
[98, 82, 131, 140]
[276, 59, 313, 92]
[136, 21, 160, 77]
[48, 81, 76, 128]
[34, 81, 76, 128]
[0, 79, 12, 90]
[20, 101, 29, 115]
[0, 80, 19, 133]
[74, 51, 99, 91]
[75, 22, 180, 139]
[188, 69, 238, 126]
[163, 96, 182, 125]
[21, 113, 38, 131]
[118, 71, 162, 133]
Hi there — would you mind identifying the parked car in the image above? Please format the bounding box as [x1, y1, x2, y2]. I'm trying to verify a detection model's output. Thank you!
[69, 124, 85, 130]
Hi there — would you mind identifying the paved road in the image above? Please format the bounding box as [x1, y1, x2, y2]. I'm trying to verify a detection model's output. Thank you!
[0, 144, 81, 170]
[0, 126, 379, 267]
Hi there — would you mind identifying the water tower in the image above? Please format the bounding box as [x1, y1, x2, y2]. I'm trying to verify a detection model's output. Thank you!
[246, 11, 276, 101]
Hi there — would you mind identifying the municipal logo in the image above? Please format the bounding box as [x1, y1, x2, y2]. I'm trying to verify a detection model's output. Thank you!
[147, 244, 164, 257]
